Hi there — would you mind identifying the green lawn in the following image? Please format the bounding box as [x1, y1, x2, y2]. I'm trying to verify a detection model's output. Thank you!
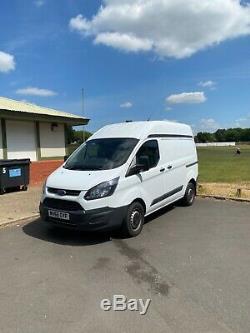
[197, 145, 250, 183]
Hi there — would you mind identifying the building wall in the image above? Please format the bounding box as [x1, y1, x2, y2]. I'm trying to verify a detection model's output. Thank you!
[6, 120, 37, 161]
[40, 122, 66, 158]
[0, 121, 3, 159]
[30, 160, 63, 186]
[196, 142, 236, 147]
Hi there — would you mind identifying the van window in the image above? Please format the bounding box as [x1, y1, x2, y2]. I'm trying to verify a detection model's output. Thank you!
[136, 140, 160, 169]
[64, 138, 138, 171]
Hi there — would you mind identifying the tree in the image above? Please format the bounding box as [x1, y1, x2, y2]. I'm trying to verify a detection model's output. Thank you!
[66, 126, 92, 144]
[73, 130, 92, 143]
[196, 127, 250, 143]
[241, 128, 250, 141]
[214, 129, 226, 142]
[196, 132, 215, 143]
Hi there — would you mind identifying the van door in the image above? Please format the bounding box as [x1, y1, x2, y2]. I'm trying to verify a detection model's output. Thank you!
[131, 139, 166, 214]
[158, 139, 187, 204]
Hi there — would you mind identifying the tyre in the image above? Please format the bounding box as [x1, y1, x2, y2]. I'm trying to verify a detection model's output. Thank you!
[121, 201, 145, 238]
[182, 182, 196, 206]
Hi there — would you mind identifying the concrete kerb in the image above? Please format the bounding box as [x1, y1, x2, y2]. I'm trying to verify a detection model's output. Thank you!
[197, 194, 250, 204]
[0, 214, 40, 229]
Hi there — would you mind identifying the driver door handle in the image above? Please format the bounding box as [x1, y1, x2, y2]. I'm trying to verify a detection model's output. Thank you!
[160, 168, 165, 172]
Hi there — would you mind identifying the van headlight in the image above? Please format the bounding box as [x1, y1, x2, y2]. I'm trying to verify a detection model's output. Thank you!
[84, 177, 119, 201]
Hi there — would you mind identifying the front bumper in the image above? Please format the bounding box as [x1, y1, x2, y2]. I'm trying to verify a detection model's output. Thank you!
[39, 201, 127, 231]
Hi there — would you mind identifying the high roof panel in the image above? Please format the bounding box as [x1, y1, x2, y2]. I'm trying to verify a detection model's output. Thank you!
[91, 121, 193, 140]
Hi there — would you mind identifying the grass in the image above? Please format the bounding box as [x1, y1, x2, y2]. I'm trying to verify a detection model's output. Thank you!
[197, 145, 250, 183]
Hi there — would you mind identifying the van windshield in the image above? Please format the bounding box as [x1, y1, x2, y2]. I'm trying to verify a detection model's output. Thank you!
[64, 138, 139, 171]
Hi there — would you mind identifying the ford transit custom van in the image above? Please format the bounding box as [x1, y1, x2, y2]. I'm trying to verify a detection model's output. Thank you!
[40, 121, 198, 237]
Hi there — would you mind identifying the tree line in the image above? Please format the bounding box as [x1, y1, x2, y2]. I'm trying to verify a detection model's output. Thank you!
[195, 128, 250, 143]
[66, 127, 92, 144]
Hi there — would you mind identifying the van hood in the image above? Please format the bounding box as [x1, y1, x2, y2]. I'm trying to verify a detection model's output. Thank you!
[46, 166, 122, 191]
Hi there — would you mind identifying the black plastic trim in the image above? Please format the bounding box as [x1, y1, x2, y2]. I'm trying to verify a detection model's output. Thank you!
[48, 187, 81, 197]
[40, 203, 128, 231]
[186, 161, 198, 168]
[43, 198, 83, 211]
[151, 185, 184, 206]
[148, 134, 193, 139]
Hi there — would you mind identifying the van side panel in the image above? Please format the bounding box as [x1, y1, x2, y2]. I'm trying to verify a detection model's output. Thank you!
[158, 138, 198, 203]
[110, 176, 144, 209]
[159, 138, 197, 165]
[184, 139, 198, 189]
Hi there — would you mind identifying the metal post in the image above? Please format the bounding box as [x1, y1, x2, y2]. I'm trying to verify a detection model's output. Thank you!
[82, 88, 85, 143]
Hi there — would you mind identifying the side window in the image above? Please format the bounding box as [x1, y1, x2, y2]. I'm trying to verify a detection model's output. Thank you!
[136, 140, 160, 169]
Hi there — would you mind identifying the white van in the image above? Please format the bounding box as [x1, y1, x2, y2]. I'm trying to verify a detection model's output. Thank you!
[40, 121, 198, 237]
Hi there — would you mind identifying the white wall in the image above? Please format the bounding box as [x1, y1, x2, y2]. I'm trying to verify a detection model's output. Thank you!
[40, 122, 66, 158]
[196, 142, 236, 147]
[6, 120, 37, 161]
[0, 121, 3, 159]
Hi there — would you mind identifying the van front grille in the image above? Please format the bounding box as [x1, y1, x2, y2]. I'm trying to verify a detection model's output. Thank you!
[43, 198, 83, 211]
[47, 187, 81, 197]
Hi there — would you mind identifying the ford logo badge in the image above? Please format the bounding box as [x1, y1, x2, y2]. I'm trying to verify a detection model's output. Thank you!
[57, 189, 67, 196]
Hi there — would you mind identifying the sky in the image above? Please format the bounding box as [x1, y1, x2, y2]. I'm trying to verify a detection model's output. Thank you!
[1, 0, 250, 133]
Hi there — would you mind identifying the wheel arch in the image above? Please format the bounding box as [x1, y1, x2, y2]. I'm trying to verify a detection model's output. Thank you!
[131, 198, 147, 214]
[188, 178, 197, 194]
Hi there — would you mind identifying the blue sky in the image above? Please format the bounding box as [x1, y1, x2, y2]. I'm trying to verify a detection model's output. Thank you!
[1, 0, 250, 133]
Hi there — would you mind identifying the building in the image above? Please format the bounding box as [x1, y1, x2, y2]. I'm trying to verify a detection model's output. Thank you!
[0, 97, 89, 184]
[0, 96, 88, 161]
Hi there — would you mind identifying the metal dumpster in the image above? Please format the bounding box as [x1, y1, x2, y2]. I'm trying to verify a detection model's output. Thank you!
[0, 159, 31, 194]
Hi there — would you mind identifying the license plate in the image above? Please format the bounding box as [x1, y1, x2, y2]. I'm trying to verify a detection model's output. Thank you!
[48, 210, 70, 221]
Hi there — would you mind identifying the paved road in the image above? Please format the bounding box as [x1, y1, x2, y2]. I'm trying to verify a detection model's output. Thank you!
[0, 198, 249, 333]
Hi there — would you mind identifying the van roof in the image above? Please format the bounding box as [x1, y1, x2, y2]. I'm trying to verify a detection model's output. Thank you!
[91, 121, 193, 140]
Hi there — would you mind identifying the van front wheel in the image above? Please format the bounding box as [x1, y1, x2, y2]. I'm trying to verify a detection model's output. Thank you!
[182, 182, 196, 206]
[121, 202, 145, 238]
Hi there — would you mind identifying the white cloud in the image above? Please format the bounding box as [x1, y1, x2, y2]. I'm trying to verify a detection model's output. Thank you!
[163, 119, 178, 123]
[199, 118, 220, 132]
[235, 114, 250, 127]
[69, 0, 250, 59]
[69, 14, 90, 32]
[120, 101, 133, 108]
[94, 33, 152, 53]
[0, 51, 15, 73]
[16, 87, 57, 97]
[166, 106, 173, 111]
[166, 92, 206, 104]
[34, 0, 45, 7]
[199, 80, 216, 89]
